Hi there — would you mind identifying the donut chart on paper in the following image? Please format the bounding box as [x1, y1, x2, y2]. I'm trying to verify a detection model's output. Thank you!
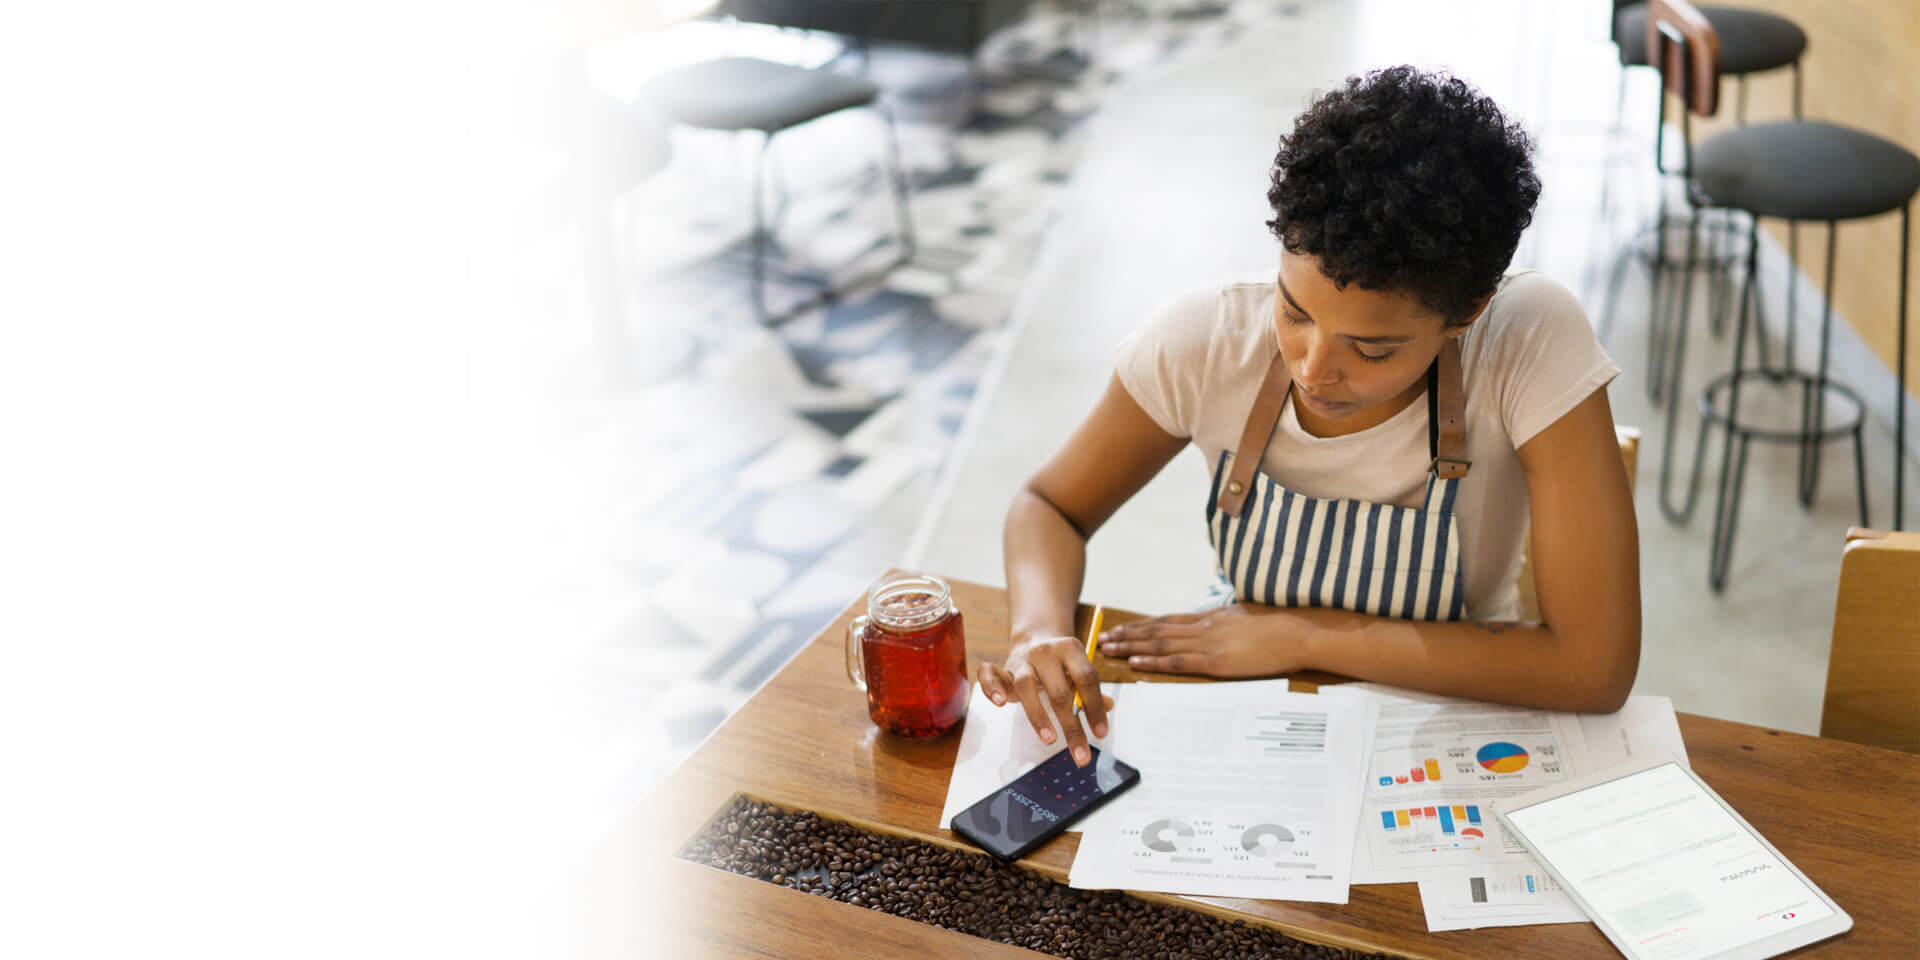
[1141, 818, 1195, 852]
[1239, 824, 1295, 857]
[1475, 741, 1530, 773]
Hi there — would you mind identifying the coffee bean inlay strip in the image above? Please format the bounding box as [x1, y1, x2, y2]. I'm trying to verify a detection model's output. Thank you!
[681, 797, 1410, 960]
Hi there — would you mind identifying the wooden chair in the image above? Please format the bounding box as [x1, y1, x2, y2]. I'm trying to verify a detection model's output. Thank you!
[1820, 528, 1920, 754]
[1515, 427, 1640, 622]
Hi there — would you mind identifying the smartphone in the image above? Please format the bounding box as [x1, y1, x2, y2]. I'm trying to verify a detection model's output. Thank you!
[949, 745, 1141, 861]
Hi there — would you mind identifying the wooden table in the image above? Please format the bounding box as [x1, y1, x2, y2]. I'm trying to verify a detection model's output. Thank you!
[584, 575, 1920, 958]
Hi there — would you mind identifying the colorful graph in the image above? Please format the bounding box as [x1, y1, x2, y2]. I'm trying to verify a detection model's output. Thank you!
[1476, 741, 1530, 774]
[1379, 804, 1482, 836]
[1378, 757, 1443, 787]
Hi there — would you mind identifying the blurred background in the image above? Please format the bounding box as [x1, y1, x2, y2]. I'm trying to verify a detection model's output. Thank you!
[569, 0, 1918, 819]
[6, 0, 1914, 956]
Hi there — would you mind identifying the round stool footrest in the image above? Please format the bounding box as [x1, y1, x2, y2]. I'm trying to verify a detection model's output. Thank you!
[1623, 210, 1751, 271]
[1698, 369, 1865, 442]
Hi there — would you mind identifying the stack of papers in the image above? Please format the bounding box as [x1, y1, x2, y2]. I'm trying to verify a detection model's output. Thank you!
[940, 679, 1688, 930]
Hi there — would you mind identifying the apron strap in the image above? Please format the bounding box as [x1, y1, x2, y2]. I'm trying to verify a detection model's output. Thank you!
[1433, 339, 1470, 480]
[1219, 338, 1472, 518]
[1217, 350, 1293, 517]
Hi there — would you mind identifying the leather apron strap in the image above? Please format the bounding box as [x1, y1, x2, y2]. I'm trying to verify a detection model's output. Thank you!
[1432, 339, 1469, 480]
[1216, 339, 1470, 518]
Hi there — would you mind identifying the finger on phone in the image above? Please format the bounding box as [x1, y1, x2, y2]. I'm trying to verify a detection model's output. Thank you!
[1040, 671, 1090, 766]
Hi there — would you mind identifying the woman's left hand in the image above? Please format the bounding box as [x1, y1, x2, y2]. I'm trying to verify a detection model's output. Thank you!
[1096, 604, 1308, 678]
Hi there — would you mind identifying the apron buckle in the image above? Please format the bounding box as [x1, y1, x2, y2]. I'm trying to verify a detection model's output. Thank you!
[1429, 456, 1472, 479]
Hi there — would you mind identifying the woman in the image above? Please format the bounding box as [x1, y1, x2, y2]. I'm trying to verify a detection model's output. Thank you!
[978, 66, 1641, 767]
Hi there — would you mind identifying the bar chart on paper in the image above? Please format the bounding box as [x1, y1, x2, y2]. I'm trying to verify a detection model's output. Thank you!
[1378, 756, 1444, 786]
[1378, 804, 1488, 847]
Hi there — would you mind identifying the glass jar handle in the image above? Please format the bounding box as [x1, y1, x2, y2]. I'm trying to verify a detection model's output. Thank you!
[845, 615, 869, 691]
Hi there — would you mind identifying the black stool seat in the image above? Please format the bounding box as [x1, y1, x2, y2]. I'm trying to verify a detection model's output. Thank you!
[1616, 5, 1805, 74]
[641, 57, 880, 133]
[1693, 122, 1920, 221]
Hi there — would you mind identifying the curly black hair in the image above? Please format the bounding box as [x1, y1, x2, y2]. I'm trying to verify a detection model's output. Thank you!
[1266, 66, 1541, 322]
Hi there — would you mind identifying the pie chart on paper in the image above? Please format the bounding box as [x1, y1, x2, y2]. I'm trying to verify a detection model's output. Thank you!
[1141, 818, 1195, 852]
[1240, 824, 1295, 857]
[1476, 741, 1530, 773]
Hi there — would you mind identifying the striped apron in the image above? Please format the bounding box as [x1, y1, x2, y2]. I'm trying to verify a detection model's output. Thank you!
[1203, 340, 1471, 621]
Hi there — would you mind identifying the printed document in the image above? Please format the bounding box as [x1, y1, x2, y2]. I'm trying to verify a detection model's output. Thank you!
[1065, 683, 1366, 903]
[1414, 695, 1692, 929]
[1355, 695, 1590, 880]
[943, 679, 1292, 833]
[943, 677, 1689, 912]
[1317, 684, 1691, 896]
[1419, 869, 1588, 931]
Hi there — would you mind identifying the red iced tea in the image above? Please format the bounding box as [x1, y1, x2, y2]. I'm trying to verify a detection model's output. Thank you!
[846, 576, 969, 739]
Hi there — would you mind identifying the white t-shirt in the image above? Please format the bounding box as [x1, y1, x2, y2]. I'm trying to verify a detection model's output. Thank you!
[1114, 269, 1619, 620]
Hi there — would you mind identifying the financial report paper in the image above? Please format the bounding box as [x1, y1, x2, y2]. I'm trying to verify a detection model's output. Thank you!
[1066, 683, 1366, 903]
[1320, 683, 1690, 893]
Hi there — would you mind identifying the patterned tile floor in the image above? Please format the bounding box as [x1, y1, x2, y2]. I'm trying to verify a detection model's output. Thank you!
[572, 1, 1312, 826]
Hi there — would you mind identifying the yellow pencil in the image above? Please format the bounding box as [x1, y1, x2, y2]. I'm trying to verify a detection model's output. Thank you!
[1071, 605, 1104, 715]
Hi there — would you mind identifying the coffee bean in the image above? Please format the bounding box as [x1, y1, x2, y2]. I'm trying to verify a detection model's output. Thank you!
[682, 796, 1409, 960]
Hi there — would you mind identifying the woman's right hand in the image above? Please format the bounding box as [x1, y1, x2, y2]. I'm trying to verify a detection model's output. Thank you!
[977, 635, 1113, 767]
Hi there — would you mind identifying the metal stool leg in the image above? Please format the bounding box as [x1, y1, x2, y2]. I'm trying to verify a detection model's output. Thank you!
[1742, 212, 1771, 371]
[1707, 211, 1733, 339]
[1653, 206, 1702, 407]
[1708, 433, 1752, 592]
[1853, 422, 1872, 529]
[1648, 199, 1676, 405]
[750, 131, 775, 321]
[1897, 204, 1911, 530]
[1704, 220, 1763, 590]
[877, 103, 915, 262]
[1779, 219, 1798, 376]
[1659, 209, 1724, 524]
[1751, 243, 1771, 371]
[1799, 221, 1839, 507]
[739, 101, 916, 327]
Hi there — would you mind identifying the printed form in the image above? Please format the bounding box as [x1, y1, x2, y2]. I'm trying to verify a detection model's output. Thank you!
[1066, 683, 1367, 903]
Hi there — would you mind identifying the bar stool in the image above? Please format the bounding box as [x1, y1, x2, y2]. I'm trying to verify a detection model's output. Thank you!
[641, 56, 916, 324]
[1612, 1, 1805, 124]
[1594, 1, 1807, 394]
[1647, 0, 1919, 589]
